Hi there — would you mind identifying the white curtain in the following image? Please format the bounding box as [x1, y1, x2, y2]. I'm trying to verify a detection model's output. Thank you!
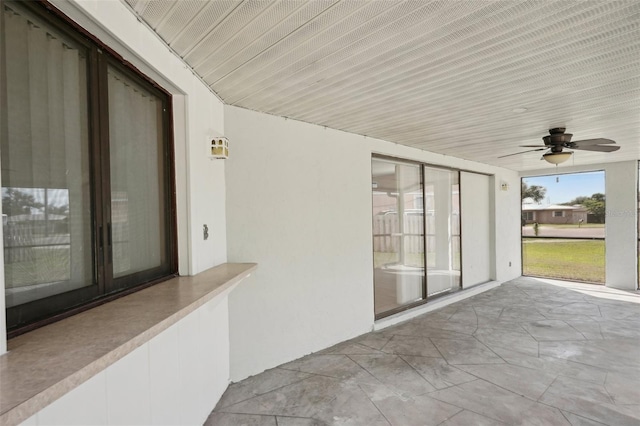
[2, 4, 91, 306]
[108, 66, 164, 278]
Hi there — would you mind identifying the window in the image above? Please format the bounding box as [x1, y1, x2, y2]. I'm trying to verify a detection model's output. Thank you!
[553, 211, 564, 217]
[1, 1, 176, 335]
[524, 211, 534, 220]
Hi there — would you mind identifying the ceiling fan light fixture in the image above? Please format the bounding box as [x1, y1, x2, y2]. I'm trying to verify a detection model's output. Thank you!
[542, 151, 572, 165]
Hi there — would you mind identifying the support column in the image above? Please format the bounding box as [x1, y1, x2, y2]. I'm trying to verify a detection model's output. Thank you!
[605, 161, 638, 290]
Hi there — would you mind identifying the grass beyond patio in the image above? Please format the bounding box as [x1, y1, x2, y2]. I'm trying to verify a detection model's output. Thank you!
[522, 238, 605, 283]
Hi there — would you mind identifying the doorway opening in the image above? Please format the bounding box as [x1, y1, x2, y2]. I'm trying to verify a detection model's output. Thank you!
[521, 171, 605, 284]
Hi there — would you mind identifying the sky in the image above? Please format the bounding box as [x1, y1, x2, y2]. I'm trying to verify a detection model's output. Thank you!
[522, 171, 605, 205]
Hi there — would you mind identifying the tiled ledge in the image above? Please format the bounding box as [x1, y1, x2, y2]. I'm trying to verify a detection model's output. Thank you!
[0, 262, 257, 426]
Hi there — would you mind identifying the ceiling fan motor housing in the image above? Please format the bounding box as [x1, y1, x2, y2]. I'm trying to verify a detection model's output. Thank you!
[543, 128, 573, 146]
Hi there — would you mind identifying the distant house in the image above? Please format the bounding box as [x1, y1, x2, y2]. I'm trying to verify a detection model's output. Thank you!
[522, 201, 589, 225]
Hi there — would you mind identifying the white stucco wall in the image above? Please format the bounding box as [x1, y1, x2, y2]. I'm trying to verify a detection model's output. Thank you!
[605, 161, 639, 290]
[461, 172, 493, 287]
[225, 106, 522, 381]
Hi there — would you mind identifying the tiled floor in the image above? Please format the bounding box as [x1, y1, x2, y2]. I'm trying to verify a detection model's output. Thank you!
[207, 277, 640, 426]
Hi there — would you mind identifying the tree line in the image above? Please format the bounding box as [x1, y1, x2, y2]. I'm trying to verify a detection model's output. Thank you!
[521, 182, 605, 223]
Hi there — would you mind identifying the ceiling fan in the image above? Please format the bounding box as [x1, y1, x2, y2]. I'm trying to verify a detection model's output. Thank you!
[499, 128, 620, 164]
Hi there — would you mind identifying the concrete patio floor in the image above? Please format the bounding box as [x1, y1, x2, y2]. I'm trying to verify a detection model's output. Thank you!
[207, 277, 640, 426]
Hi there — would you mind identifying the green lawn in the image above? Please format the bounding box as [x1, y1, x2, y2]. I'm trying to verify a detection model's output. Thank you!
[522, 238, 605, 283]
[4, 248, 70, 288]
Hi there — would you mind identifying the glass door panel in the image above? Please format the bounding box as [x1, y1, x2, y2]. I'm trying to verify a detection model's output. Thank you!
[108, 65, 167, 281]
[424, 167, 461, 297]
[2, 3, 94, 308]
[372, 159, 425, 317]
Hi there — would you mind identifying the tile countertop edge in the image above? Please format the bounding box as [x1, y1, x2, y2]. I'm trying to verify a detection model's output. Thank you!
[0, 262, 257, 426]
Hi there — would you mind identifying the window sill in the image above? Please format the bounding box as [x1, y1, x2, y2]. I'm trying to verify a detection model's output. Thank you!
[0, 262, 257, 426]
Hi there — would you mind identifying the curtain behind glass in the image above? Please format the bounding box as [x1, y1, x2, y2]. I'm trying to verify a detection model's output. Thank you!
[424, 167, 461, 297]
[1, 3, 93, 307]
[108, 66, 165, 278]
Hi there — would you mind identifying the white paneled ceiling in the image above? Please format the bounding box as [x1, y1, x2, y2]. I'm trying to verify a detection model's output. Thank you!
[123, 0, 640, 171]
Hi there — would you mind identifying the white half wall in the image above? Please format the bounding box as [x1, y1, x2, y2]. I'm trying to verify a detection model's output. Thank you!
[21, 296, 230, 426]
[225, 106, 522, 381]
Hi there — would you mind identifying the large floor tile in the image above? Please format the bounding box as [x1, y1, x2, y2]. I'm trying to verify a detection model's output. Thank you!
[276, 417, 327, 426]
[279, 354, 378, 384]
[430, 337, 504, 365]
[561, 411, 608, 426]
[473, 327, 539, 356]
[489, 346, 608, 384]
[379, 334, 441, 357]
[216, 368, 312, 409]
[359, 383, 461, 426]
[218, 375, 390, 425]
[390, 322, 473, 340]
[439, 409, 506, 426]
[204, 412, 277, 426]
[499, 307, 547, 322]
[400, 355, 475, 389]
[350, 354, 436, 397]
[319, 341, 385, 355]
[429, 379, 548, 424]
[604, 372, 640, 405]
[539, 375, 640, 426]
[522, 319, 587, 341]
[457, 363, 557, 400]
[351, 332, 392, 350]
[539, 339, 640, 374]
[547, 302, 602, 317]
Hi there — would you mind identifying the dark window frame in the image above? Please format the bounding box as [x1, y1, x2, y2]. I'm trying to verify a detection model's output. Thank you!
[2, 0, 178, 337]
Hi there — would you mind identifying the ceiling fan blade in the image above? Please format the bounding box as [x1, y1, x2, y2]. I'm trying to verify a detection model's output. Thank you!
[519, 144, 548, 148]
[498, 148, 547, 158]
[572, 144, 620, 152]
[570, 138, 615, 146]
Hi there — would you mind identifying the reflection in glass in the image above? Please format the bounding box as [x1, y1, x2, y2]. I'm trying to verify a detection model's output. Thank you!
[1, 2, 93, 307]
[2, 188, 71, 289]
[372, 159, 424, 316]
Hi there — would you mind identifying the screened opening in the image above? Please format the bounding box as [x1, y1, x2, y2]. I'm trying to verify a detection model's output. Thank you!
[521, 171, 605, 284]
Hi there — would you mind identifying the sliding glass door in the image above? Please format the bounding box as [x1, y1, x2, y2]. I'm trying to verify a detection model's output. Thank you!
[372, 157, 461, 318]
